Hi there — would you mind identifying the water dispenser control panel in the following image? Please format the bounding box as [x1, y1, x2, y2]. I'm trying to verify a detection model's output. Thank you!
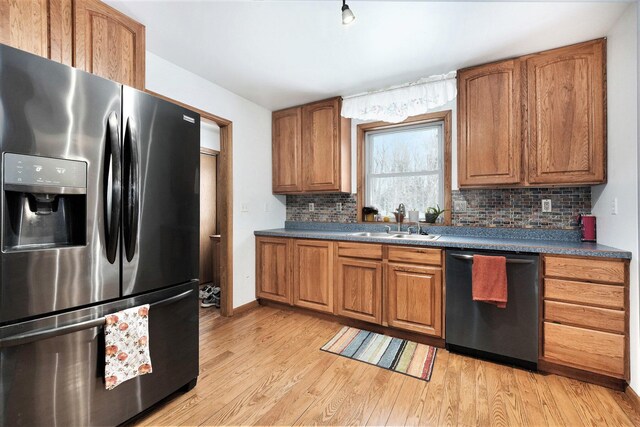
[4, 153, 86, 191]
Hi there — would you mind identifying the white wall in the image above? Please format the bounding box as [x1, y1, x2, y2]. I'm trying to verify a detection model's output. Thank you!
[592, 2, 638, 390]
[145, 52, 286, 309]
[201, 119, 221, 152]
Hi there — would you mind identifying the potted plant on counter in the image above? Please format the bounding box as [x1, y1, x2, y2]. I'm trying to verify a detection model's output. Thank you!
[424, 205, 446, 224]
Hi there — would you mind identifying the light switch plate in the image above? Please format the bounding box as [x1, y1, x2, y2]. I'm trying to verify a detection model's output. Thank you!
[542, 199, 552, 213]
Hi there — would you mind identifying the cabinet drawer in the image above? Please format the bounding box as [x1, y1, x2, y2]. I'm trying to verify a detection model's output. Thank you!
[387, 246, 442, 265]
[543, 322, 624, 377]
[544, 300, 624, 334]
[337, 242, 383, 260]
[544, 256, 625, 284]
[544, 278, 624, 309]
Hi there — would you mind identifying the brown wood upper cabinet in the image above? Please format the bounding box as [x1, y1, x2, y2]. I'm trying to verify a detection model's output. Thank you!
[526, 40, 605, 185]
[457, 39, 606, 187]
[0, 0, 73, 66]
[272, 107, 303, 192]
[74, 0, 146, 89]
[458, 60, 522, 186]
[0, 0, 145, 89]
[272, 97, 351, 194]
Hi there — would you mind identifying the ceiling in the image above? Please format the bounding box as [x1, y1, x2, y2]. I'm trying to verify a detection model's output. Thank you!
[106, 1, 632, 111]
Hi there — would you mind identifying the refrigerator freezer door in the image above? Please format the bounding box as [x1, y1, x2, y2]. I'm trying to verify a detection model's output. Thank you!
[121, 87, 200, 296]
[0, 44, 121, 323]
[0, 281, 199, 426]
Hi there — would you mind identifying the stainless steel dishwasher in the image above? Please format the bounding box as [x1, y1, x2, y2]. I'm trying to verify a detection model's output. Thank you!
[445, 250, 539, 370]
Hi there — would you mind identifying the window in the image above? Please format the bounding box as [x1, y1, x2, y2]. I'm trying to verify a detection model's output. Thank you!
[357, 111, 451, 223]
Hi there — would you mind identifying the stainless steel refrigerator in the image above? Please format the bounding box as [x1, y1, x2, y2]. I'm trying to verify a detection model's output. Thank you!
[0, 44, 200, 426]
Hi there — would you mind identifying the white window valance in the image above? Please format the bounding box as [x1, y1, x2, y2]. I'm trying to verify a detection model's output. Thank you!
[341, 71, 457, 124]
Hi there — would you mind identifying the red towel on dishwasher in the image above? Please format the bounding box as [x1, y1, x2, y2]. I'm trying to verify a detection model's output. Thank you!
[472, 255, 508, 308]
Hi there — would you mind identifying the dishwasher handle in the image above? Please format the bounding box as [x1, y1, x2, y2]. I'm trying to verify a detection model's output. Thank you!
[450, 253, 535, 265]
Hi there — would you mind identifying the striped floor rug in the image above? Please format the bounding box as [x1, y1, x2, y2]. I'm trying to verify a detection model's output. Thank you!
[321, 326, 438, 381]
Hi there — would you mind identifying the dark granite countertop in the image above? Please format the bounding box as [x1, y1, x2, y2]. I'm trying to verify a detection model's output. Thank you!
[254, 222, 632, 259]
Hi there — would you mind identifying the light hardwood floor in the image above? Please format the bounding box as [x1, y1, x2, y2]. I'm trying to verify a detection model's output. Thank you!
[131, 305, 640, 426]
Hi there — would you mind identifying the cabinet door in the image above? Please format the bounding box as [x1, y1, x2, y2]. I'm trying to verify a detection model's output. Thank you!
[526, 40, 605, 185]
[458, 60, 522, 186]
[302, 98, 341, 192]
[48, 0, 74, 66]
[272, 107, 303, 193]
[293, 240, 333, 313]
[74, 0, 145, 89]
[335, 258, 382, 324]
[387, 263, 442, 337]
[255, 237, 291, 304]
[0, 0, 49, 58]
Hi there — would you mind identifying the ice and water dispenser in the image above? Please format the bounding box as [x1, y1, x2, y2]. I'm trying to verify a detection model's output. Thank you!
[3, 153, 87, 251]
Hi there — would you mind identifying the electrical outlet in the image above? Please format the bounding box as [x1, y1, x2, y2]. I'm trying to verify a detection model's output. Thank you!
[308, 203, 315, 212]
[336, 202, 342, 212]
[241, 203, 249, 213]
[264, 202, 270, 212]
[454, 200, 467, 212]
[542, 199, 552, 213]
[611, 197, 618, 215]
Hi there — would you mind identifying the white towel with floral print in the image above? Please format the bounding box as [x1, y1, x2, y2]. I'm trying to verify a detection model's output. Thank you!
[104, 304, 152, 390]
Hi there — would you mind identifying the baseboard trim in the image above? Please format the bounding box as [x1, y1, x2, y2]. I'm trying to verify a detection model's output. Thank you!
[232, 300, 260, 316]
[625, 385, 640, 413]
[538, 358, 626, 391]
[258, 299, 446, 348]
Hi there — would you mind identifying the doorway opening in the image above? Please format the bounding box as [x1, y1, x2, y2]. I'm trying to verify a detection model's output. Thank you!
[146, 90, 234, 317]
[199, 119, 220, 314]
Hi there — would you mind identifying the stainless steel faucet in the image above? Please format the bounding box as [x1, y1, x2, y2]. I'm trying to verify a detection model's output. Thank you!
[390, 203, 410, 234]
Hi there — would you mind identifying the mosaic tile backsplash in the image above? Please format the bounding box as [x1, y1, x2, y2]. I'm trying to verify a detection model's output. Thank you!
[287, 194, 358, 223]
[286, 187, 591, 229]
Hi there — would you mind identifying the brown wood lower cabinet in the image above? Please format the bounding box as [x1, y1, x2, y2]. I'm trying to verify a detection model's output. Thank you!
[541, 255, 629, 386]
[386, 263, 442, 337]
[293, 240, 334, 313]
[335, 257, 383, 324]
[543, 321, 625, 377]
[255, 238, 630, 389]
[255, 237, 291, 304]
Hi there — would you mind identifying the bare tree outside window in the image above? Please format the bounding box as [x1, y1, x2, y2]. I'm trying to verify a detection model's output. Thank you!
[365, 122, 444, 220]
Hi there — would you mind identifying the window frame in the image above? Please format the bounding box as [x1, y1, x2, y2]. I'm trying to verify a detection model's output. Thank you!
[356, 110, 452, 224]
[365, 122, 445, 219]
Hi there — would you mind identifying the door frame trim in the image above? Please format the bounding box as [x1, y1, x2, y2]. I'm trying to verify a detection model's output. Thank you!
[145, 90, 234, 317]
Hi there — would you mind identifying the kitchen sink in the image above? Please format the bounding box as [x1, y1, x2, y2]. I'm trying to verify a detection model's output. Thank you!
[348, 232, 392, 238]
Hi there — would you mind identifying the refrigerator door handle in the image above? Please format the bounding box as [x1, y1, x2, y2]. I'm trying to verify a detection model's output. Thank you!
[105, 111, 122, 264]
[123, 116, 140, 262]
[0, 288, 195, 348]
